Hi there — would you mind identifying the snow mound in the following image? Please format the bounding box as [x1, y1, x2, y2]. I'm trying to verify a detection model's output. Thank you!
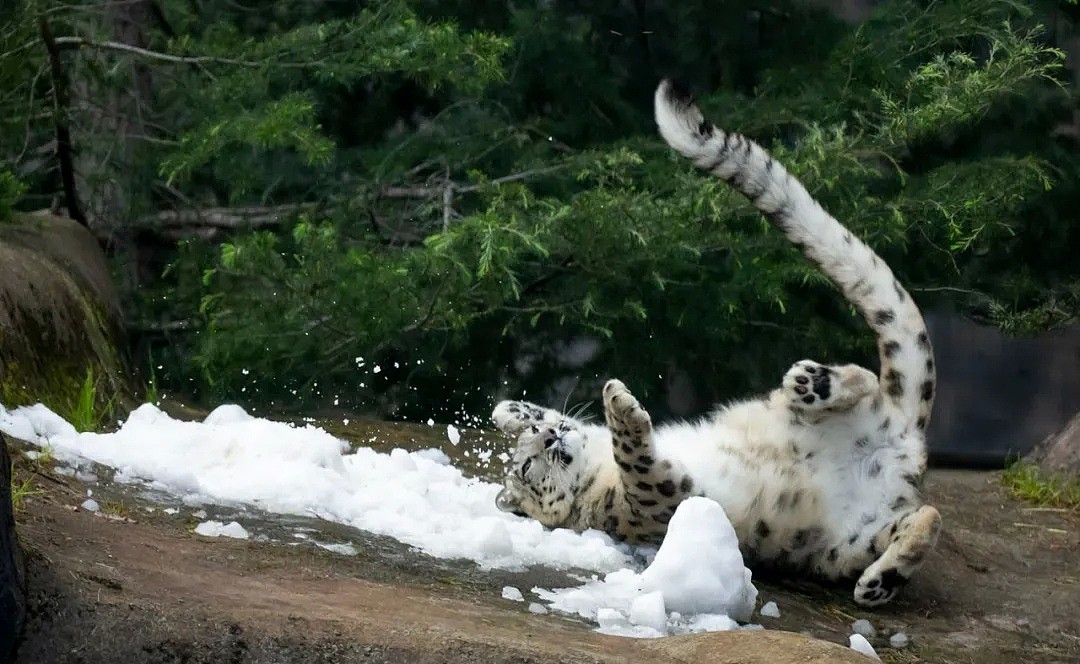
[534, 497, 757, 637]
[760, 601, 780, 618]
[640, 497, 757, 620]
[0, 402, 630, 573]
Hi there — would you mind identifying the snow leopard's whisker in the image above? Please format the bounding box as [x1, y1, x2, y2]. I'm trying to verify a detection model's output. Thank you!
[559, 376, 581, 417]
[566, 401, 592, 422]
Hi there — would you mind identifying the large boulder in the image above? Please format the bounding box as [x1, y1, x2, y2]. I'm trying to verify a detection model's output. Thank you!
[0, 213, 128, 424]
[1026, 411, 1080, 477]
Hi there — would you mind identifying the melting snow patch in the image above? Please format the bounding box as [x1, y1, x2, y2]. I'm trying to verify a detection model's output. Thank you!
[501, 586, 525, 602]
[0, 402, 631, 572]
[0, 402, 762, 637]
[760, 601, 780, 618]
[194, 520, 249, 539]
[889, 632, 909, 648]
[80, 499, 100, 512]
[533, 497, 757, 637]
[527, 603, 548, 615]
[849, 634, 880, 659]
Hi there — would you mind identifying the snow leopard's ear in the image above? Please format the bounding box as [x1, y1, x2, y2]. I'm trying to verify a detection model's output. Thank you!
[496, 486, 526, 517]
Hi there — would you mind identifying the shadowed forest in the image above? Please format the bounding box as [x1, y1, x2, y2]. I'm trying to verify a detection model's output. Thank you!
[2, 0, 1079, 427]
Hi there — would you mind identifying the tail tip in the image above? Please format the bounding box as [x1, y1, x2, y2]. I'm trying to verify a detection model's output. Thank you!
[655, 78, 712, 152]
[657, 77, 696, 111]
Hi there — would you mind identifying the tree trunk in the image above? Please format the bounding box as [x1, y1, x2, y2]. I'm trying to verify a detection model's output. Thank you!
[1025, 411, 1080, 477]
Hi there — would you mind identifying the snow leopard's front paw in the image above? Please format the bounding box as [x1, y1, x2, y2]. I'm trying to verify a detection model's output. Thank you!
[492, 400, 552, 436]
[602, 379, 652, 435]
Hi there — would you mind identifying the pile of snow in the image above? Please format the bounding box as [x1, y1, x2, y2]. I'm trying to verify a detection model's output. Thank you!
[759, 601, 780, 618]
[0, 402, 759, 638]
[0, 402, 628, 572]
[889, 632, 909, 648]
[534, 497, 758, 637]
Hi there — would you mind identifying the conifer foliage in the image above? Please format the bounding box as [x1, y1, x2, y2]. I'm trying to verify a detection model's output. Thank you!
[1, 0, 1077, 418]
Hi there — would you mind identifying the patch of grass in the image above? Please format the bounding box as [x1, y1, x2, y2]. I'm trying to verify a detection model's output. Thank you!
[63, 366, 117, 432]
[101, 499, 131, 518]
[1002, 461, 1080, 511]
[10, 473, 41, 511]
[144, 356, 160, 405]
[29, 445, 55, 472]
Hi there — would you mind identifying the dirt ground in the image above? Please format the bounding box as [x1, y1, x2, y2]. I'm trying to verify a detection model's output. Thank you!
[8, 440, 1080, 663]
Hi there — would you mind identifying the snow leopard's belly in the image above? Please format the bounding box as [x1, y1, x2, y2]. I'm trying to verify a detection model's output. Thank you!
[649, 411, 919, 576]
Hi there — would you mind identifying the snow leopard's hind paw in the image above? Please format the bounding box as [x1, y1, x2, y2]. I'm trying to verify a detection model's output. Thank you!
[783, 360, 876, 412]
[491, 400, 557, 436]
[854, 505, 941, 607]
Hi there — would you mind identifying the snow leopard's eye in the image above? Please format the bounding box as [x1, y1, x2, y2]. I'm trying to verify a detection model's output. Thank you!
[520, 458, 533, 477]
[530, 425, 540, 434]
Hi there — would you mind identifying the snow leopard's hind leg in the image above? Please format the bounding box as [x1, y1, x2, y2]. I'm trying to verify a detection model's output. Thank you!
[854, 505, 942, 607]
[602, 379, 694, 542]
[781, 360, 878, 413]
[492, 400, 573, 436]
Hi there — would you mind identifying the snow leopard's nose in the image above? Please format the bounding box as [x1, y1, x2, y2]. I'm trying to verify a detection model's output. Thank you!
[542, 428, 558, 448]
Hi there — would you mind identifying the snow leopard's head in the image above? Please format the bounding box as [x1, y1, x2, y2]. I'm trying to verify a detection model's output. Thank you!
[495, 419, 590, 528]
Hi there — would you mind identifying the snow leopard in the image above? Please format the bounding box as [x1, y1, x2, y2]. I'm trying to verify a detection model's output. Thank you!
[491, 80, 941, 607]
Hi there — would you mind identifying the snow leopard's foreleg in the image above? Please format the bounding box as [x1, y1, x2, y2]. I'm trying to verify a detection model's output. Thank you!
[780, 360, 878, 413]
[601, 379, 694, 543]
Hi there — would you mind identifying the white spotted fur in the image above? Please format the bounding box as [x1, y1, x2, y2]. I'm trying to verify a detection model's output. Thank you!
[491, 80, 942, 607]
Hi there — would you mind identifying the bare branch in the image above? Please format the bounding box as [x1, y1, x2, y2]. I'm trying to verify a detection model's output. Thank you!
[51, 35, 317, 68]
[135, 204, 316, 229]
[377, 165, 568, 199]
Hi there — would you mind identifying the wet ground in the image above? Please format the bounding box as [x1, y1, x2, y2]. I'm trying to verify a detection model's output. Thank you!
[9, 410, 1080, 663]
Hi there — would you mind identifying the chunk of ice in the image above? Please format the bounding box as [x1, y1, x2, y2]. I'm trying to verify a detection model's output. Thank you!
[852, 619, 876, 637]
[194, 520, 249, 539]
[501, 586, 524, 602]
[849, 634, 880, 659]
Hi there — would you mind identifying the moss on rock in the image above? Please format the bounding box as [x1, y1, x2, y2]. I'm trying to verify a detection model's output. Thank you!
[0, 213, 129, 429]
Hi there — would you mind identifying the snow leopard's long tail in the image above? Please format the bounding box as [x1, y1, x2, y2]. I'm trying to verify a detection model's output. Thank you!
[654, 79, 935, 432]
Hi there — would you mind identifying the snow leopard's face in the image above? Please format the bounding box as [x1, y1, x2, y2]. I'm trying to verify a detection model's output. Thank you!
[495, 420, 588, 527]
